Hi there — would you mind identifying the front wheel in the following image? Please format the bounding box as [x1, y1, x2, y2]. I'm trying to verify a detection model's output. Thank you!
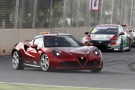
[40, 53, 51, 72]
[90, 62, 103, 73]
[12, 51, 24, 70]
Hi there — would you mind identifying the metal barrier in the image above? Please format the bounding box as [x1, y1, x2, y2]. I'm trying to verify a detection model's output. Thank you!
[0, 0, 135, 29]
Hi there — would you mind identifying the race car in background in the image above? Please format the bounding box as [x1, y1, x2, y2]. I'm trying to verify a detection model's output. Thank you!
[129, 27, 135, 45]
[11, 32, 103, 73]
[82, 24, 131, 51]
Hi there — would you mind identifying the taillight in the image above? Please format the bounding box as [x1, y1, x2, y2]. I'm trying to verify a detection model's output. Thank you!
[110, 42, 116, 46]
[110, 34, 118, 41]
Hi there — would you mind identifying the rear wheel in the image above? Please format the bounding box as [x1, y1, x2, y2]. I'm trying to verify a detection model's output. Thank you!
[90, 62, 103, 73]
[40, 53, 51, 72]
[119, 39, 123, 52]
[127, 39, 131, 51]
[12, 51, 24, 70]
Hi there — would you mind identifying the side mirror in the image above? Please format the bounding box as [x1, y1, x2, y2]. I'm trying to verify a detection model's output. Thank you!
[85, 32, 89, 35]
[31, 44, 38, 49]
[120, 32, 125, 35]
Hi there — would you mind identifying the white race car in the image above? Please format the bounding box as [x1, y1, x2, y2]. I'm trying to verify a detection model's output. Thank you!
[129, 27, 135, 45]
[82, 24, 131, 51]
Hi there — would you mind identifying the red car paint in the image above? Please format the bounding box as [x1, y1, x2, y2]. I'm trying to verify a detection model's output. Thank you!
[12, 33, 103, 72]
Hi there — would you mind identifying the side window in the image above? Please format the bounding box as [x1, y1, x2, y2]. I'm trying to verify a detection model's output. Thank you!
[33, 37, 44, 47]
[90, 28, 98, 34]
[119, 26, 124, 32]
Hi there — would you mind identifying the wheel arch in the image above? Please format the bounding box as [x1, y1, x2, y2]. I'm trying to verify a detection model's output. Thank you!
[40, 52, 46, 58]
[12, 49, 18, 56]
[11, 49, 22, 58]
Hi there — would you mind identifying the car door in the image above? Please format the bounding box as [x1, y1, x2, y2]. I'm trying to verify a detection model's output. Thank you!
[26, 37, 44, 64]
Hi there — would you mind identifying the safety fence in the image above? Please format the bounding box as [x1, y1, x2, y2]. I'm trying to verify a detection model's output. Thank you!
[0, 0, 135, 29]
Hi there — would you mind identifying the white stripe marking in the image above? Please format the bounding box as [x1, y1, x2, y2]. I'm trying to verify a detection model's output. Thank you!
[0, 82, 134, 90]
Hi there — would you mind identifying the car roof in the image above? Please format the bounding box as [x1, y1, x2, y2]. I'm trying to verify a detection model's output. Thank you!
[95, 24, 120, 27]
[35, 33, 72, 38]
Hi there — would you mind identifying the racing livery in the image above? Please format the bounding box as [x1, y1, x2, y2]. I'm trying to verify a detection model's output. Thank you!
[12, 32, 103, 73]
[82, 24, 131, 51]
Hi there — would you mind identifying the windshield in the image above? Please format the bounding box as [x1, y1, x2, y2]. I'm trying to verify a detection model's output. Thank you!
[44, 35, 83, 47]
[90, 26, 118, 34]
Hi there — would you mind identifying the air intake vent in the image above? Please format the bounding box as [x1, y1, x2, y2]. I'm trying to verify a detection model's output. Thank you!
[85, 60, 100, 67]
[61, 61, 79, 67]
[78, 57, 86, 66]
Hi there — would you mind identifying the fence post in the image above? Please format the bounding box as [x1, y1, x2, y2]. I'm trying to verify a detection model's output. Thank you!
[120, 0, 124, 24]
[32, 0, 37, 29]
[110, 0, 114, 24]
[100, 0, 104, 24]
[49, 0, 53, 29]
[62, 0, 66, 28]
[14, 0, 19, 29]
[130, 0, 134, 26]
[76, 0, 80, 27]
[87, 0, 90, 27]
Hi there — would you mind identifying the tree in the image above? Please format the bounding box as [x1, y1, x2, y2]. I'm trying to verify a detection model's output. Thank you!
[0, 0, 15, 28]
[51, 0, 63, 27]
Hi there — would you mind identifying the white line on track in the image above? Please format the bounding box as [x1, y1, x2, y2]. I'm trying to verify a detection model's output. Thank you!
[0, 82, 135, 90]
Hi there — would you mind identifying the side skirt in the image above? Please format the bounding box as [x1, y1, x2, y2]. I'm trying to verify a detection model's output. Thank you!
[24, 63, 41, 68]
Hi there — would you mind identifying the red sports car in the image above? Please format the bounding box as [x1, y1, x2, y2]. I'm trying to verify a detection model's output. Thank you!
[11, 32, 103, 73]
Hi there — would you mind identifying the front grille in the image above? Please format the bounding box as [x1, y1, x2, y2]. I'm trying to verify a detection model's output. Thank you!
[95, 45, 107, 50]
[91, 40, 110, 45]
[85, 60, 100, 67]
[78, 57, 86, 66]
[61, 61, 79, 67]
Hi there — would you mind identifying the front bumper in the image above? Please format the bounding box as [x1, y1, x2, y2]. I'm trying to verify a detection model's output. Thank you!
[49, 54, 103, 70]
[89, 40, 120, 51]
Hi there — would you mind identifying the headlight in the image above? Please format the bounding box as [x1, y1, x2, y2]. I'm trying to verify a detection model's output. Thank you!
[50, 49, 61, 56]
[92, 47, 99, 55]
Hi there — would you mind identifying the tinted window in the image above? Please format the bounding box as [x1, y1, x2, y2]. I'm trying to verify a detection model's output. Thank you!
[90, 26, 118, 34]
[44, 35, 83, 47]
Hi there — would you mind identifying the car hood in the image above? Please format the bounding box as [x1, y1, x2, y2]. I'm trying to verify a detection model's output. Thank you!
[53, 46, 91, 54]
[91, 34, 115, 40]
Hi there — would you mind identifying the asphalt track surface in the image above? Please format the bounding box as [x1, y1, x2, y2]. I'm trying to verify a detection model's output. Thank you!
[1, 48, 135, 89]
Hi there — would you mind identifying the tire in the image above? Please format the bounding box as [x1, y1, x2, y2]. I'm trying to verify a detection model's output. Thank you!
[119, 39, 123, 52]
[127, 39, 131, 51]
[12, 50, 24, 70]
[90, 62, 103, 73]
[40, 53, 51, 72]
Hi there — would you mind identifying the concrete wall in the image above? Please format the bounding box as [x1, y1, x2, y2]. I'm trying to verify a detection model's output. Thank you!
[0, 26, 133, 56]
[0, 27, 91, 56]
